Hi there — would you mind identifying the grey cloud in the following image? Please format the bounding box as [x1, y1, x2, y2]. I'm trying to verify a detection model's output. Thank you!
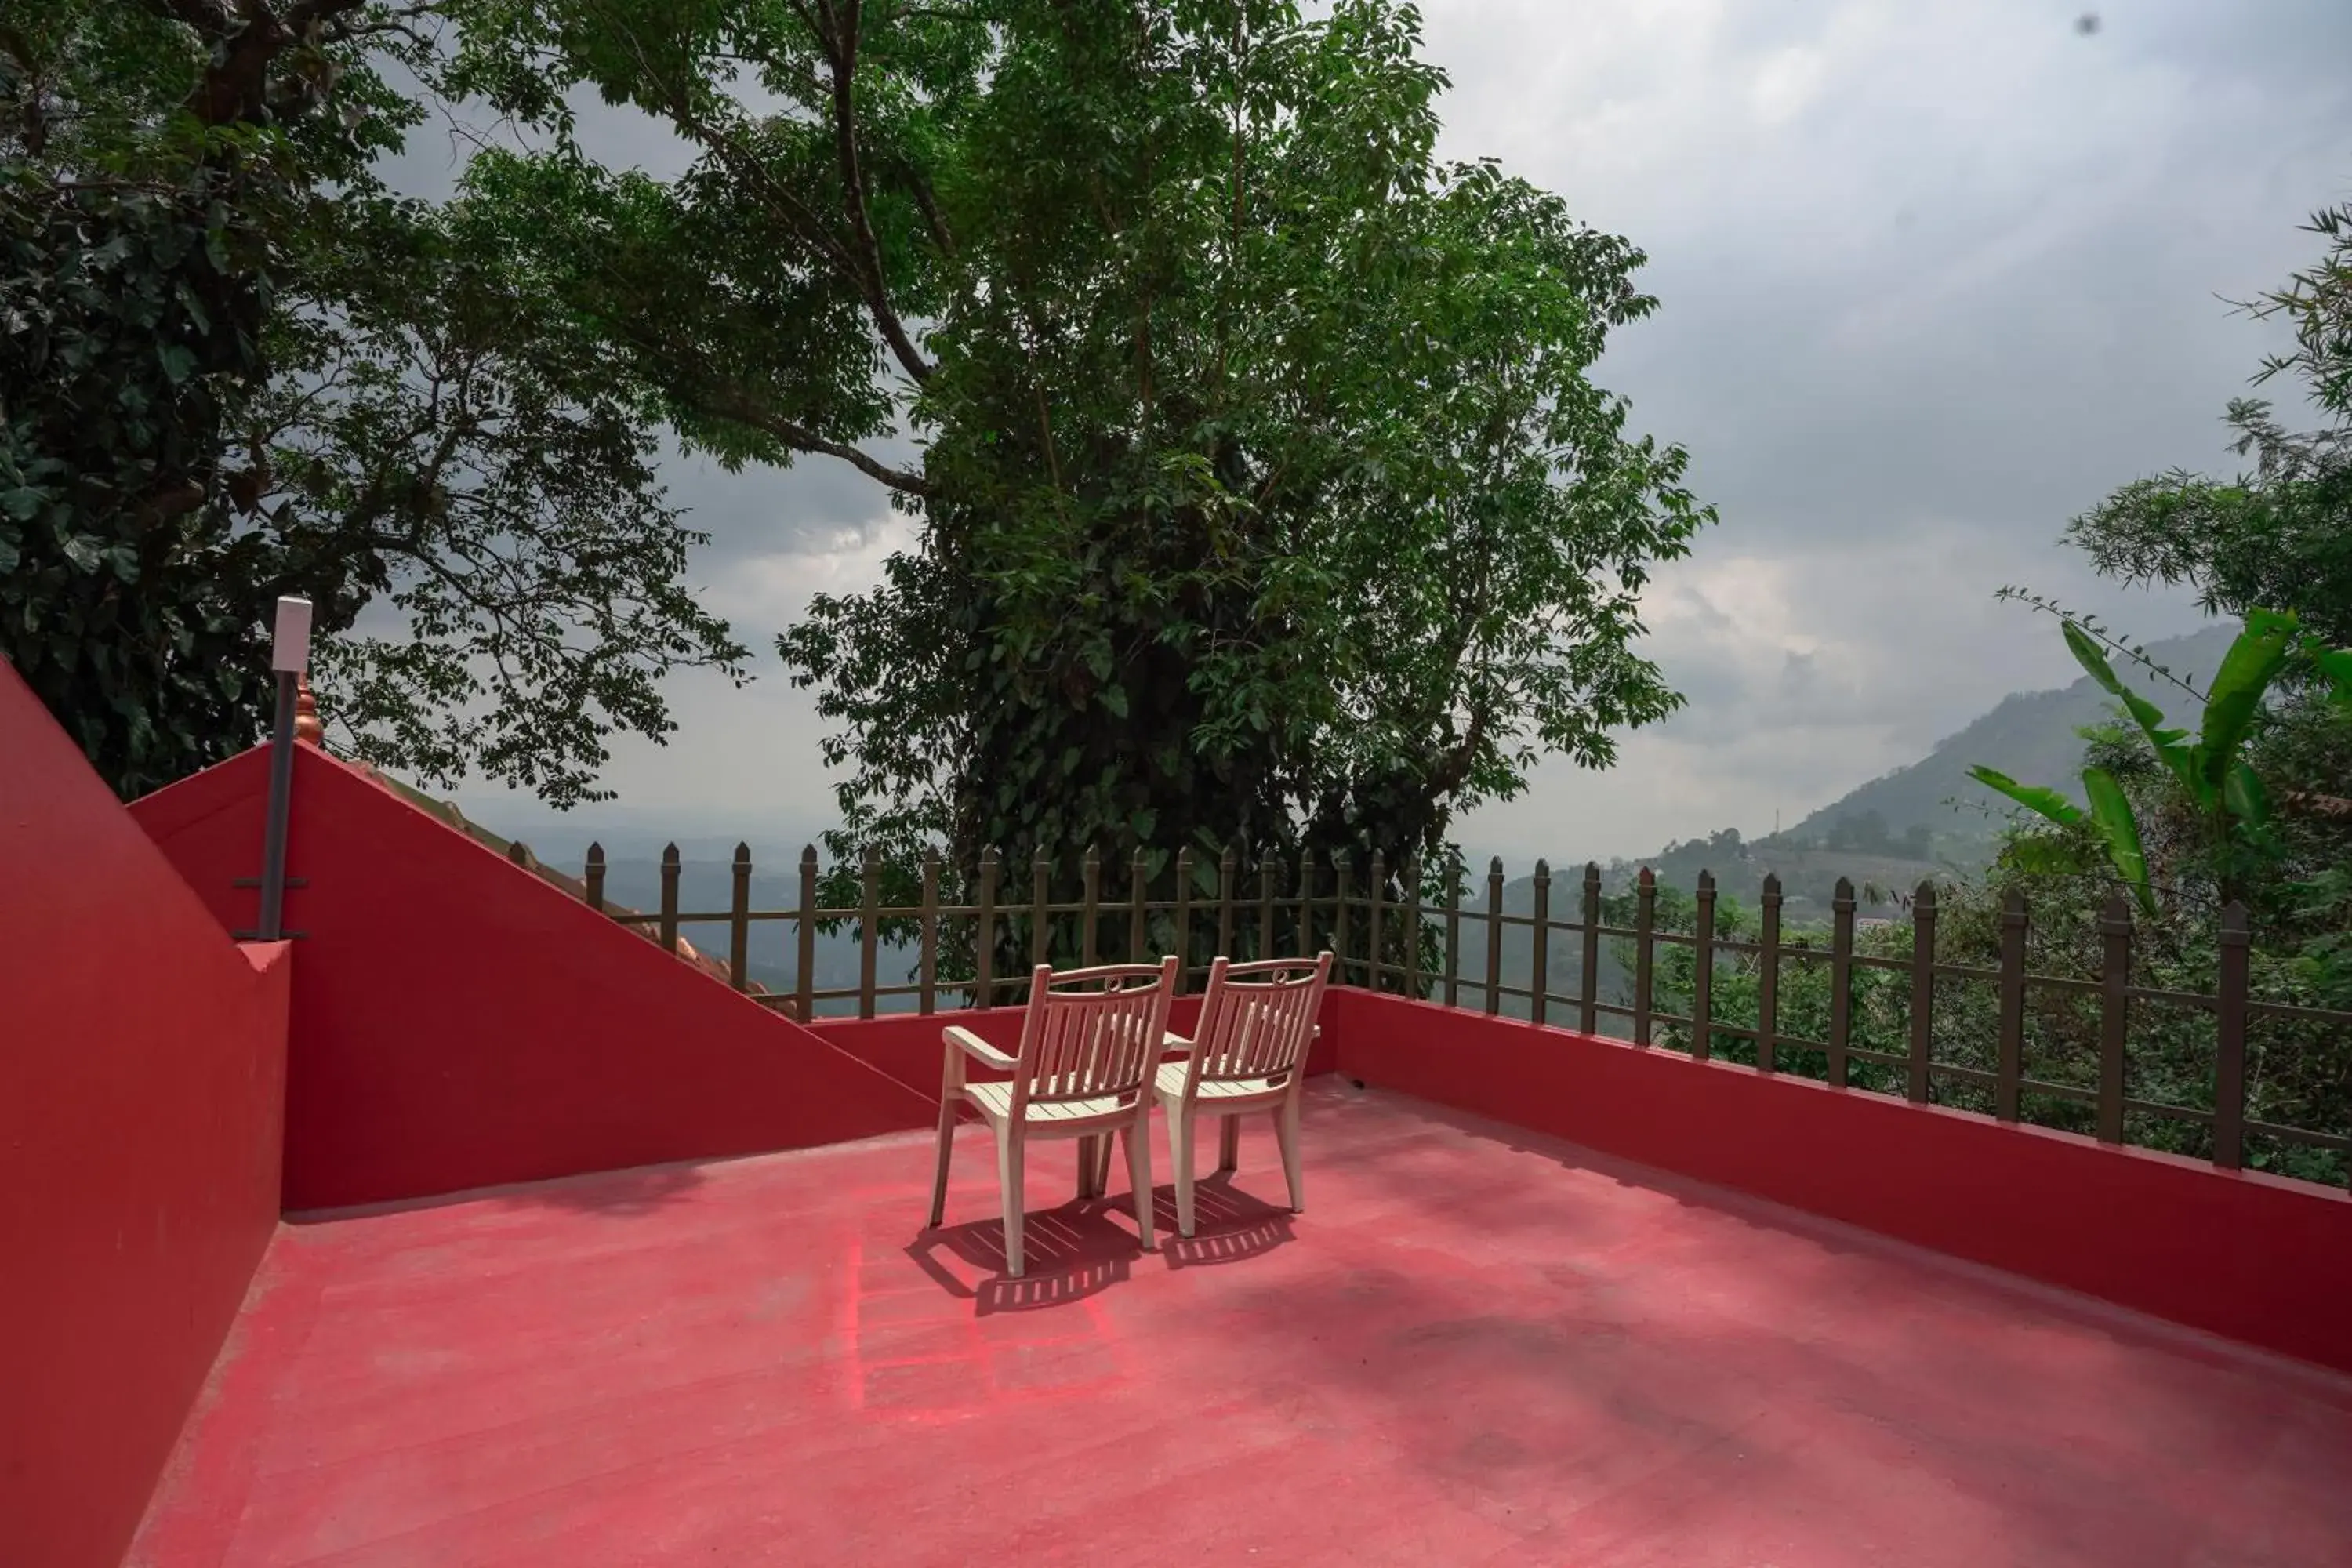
[664, 438, 908, 574]
[352, 4, 2351, 855]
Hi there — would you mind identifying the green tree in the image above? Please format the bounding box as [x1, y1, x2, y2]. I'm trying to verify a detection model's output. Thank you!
[2065, 203, 2352, 646]
[1969, 596, 2352, 911]
[445, 0, 1711, 931]
[1, 2, 746, 802]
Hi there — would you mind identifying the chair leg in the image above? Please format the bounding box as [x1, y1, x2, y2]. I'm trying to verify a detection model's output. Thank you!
[1075, 1134, 1102, 1202]
[1093, 1133, 1116, 1196]
[1171, 1107, 1197, 1239]
[997, 1130, 1027, 1278]
[1123, 1118, 1156, 1251]
[1217, 1114, 1241, 1174]
[1273, 1096, 1305, 1214]
[927, 1093, 958, 1229]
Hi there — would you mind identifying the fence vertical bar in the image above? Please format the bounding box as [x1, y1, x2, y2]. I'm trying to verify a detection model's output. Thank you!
[796, 845, 817, 1023]
[1527, 860, 1551, 1027]
[1634, 867, 1657, 1047]
[1443, 851, 1463, 1008]
[1258, 852, 1276, 962]
[858, 846, 880, 1021]
[1129, 848, 1149, 965]
[1081, 847, 1101, 969]
[1297, 848, 1316, 958]
[1173, 847, 1195, 993]
[1333, 853, 1352, 979]
[1757, 873, 1781, 1072]
[1214, 844, 1236, 975]
[1995, 888, 2027, 1120]
[1404, 855, 1423, 1000]
[584, 843, 606, 914]
[2096, 893, 2131, 1143]
[2213, 902, 2250, 1170]
[659, 843, 681, 954]
[919, 853, 939, 1016]
[1828, 877, 1854, 1087]
[1031, 852, 1051, 975]
[1367, 851, 1386, 992]
[1693, 870, 1716, 1062]
[1483, 857, 1504, 1014]
[1579, 863, 1602, 1036]
[975, 848, 999, 1011]
[728, 842, 753, 991]
[1907, 882, 1937, 1103]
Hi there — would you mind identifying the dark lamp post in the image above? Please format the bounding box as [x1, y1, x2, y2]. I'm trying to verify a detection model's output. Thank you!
[256, 596, 312, 943]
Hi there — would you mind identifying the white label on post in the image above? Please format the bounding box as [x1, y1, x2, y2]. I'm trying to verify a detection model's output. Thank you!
[270, 596, 314, 673]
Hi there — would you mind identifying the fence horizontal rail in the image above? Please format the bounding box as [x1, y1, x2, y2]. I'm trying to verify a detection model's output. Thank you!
[532, 840, 2347, 1189]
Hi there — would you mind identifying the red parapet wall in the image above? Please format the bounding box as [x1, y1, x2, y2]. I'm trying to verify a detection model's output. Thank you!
[1332, 989, 2352, 1377]
[0, 665, 293, 1568]
[130, 746, 935, 1212]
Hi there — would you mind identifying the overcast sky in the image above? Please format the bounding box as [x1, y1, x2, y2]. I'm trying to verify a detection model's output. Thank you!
[434, 0, 2352, 865]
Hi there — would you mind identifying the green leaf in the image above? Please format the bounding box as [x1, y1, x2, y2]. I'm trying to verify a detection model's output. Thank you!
[1967, 765, 2083, 826]
[2307, 644, 2352, 707]
[2082, 766, 2156, 918]
[2062, 621, 2198, 797]
[2196, 612, 2297, 793]
[2223, 760, 2270, 827]
[1099, 684, 1129, 718]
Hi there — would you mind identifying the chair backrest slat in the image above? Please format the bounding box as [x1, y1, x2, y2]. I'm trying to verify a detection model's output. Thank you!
[1185, 953, 1331, 1090]
[1012, 956, 1178, 1112]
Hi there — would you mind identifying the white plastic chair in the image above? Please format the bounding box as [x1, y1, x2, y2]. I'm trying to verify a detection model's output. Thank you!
[927, 956, 1178, 1277]
[1156, 953, 1331, 1238]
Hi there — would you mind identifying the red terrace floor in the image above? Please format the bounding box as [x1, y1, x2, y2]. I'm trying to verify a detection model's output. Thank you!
[132, 1083, 2352, 1567]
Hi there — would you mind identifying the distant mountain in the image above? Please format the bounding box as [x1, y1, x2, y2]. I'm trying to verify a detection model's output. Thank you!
[1785, 622, 2237, 854]
[1452, 622, 2246, 942]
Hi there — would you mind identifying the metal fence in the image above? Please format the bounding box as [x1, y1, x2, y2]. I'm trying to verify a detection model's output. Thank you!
[543, 840, 2350, 1187]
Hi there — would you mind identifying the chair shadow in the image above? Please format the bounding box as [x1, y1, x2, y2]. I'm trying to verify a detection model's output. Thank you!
[906, 1175, 1299, 1308]
[907, 1201, 1142, 1315]
[1157, 1176, 1298, 1270]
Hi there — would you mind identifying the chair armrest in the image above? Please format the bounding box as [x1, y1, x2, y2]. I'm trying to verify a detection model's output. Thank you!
[943, 1025, 1017, 1073]
[1161, 1030, 1196, 1055]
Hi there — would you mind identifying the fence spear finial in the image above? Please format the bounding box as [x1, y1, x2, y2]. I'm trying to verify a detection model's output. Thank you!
[293, 672, 324, 747]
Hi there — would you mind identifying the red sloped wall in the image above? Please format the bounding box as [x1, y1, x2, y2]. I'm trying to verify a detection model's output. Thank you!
[130, 746, 935, 1212]
[1333, 989, 2352, 1376]
[0, 664, 292, 1568]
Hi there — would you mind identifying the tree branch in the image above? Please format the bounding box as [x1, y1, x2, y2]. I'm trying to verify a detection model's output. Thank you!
[144, 0, 367, 125]
[910, 172, 956, 258]
[708, 390, 931, 495]
[820, 0, 933, 384]
[143, 0, 234, 37]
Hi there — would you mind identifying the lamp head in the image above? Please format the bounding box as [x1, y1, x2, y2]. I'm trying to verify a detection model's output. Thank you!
[270, 596, 313, 674]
